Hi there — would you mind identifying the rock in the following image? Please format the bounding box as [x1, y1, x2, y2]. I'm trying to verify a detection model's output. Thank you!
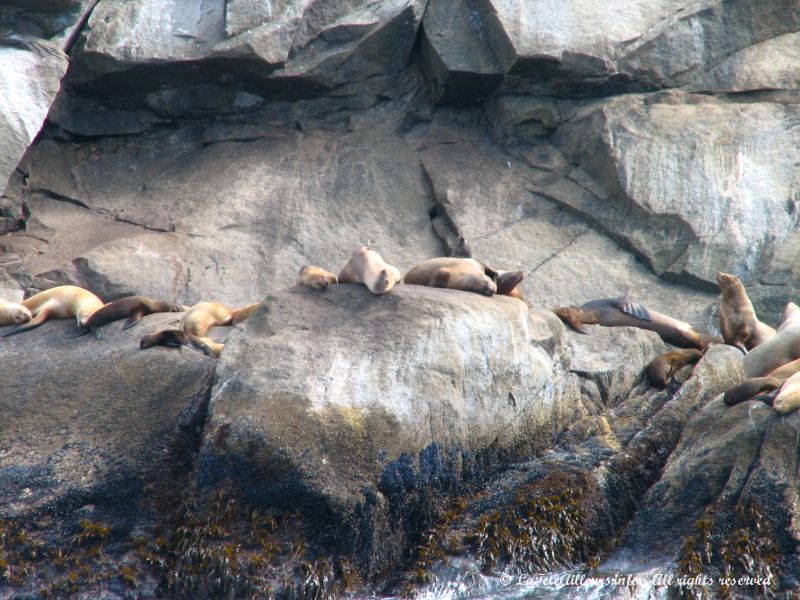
[0, 39, 68, 194]
[7, 116, 441, 305]
[411, 117, 720, 326]
[552, 93, 800, 321]
[0, 312, 215, 520]
[197, 283, 578, 567]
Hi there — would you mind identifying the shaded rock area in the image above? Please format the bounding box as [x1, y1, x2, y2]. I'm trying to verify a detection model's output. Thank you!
[2, 0, 800, 597]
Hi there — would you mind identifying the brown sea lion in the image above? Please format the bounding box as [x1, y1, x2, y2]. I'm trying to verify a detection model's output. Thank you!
[68, 295, 182, 339]
[297, 265, 338, 290]
[647, 348, 704, 388]
[139, 329, 219, 358]
[0, 298, 31, 326]
[716, 272, 775, 353]
[743, 302, 800, 378]
[1, 285, 104, 337]
[339, 246, 402, 295]
[404, 257, 497, 296]
[724, 376, 783, 406]
[553, 298, 714, 349]
[493, 269, 525, 300]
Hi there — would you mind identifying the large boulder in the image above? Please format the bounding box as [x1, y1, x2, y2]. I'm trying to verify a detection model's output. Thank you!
[551, 93, 800, 322]
[0, 312, 215, 520]
[197, 283, 578, 562]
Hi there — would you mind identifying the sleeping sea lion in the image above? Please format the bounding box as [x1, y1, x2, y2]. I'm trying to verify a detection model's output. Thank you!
[404, 257, 496, 296]
[182, 301, 235, 336]
[297, 265, 338, 290]
[0, 298, 32, 326]
[1, 285, 103, 337]
[553, 298, 717, 349]
[773, 371, 800, 414]
[492, 269, 525, 300]
[743, 302, 800, 378]
[647, 348, 703, 388]
[68, 295, 182, 339]
[339, 246, 402, 295]
[139, 329, 219, 358]
[724, 377, 783, 406]
[716, 272, 775, 353]
[231, 302, 260, 326]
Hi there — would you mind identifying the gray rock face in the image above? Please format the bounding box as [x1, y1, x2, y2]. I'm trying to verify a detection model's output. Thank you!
[0, 40, 67, 196]
[552, 93, 800, 319]
[0, 312, 215, 519]
[199, 284, 577, 549]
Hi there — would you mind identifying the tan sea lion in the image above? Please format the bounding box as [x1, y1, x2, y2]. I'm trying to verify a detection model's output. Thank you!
[139, 329, 219, 358]
[231, 302, 260, 326]
[716, 272, 775, 353]
[182, 301, 236, 336]
[1, 285, 104, 337]
[773, 371, 800, 414]
[404, 257, 497, 296]
[339, 246, 402, 295]
[647, 348, 704, 388]
[68, 295, 182, 339]
[554, 298, 716, 349]
[297, 265, 338, 290]
[767, 357, 800, 380]
[724, 377, 783, 406]
[743, 302, 800, 378]
[0, 298, 32, 326]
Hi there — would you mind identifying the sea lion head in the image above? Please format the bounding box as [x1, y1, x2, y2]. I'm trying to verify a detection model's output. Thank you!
[140, 329, 185, 350]
[10, 305, 32, 324]
[372, 267, 401, 295]
[716, 272, 743, 293]
[480, 278, 497, 296]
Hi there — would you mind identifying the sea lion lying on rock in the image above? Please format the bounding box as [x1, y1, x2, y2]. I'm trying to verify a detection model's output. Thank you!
[743, 302, 800, 378]
[339, 246, 401, 295]
[647, 348, 704, 388]
[554, 298, 719, 350]
[0, 298, 31, 327]
[404, 257, 497, 296]
[68, 295, 182, 339]
[297, 265, 338, 290]
[1, 285, 104, 337]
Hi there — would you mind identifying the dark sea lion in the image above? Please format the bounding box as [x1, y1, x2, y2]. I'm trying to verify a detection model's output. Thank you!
[339, 246, 402, 295]
[553, 298, 712, 349]
[1, 285, 104, 337]
[494, 269, 525, 300]
[139, 329, 218, 358]
[716, 272, 775, 353]
[647, 348, 703, 388]
[297, 265, 338, 290]
[724, 377, 783, 407]
[404, 257, 496, 296]
[68, 295, 181, 339]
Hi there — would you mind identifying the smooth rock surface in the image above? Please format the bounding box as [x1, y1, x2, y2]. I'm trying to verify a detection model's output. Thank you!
[199, 283, 577, 535]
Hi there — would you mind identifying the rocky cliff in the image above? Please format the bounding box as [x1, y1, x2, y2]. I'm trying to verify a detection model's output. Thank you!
[1, 1, 799, 598]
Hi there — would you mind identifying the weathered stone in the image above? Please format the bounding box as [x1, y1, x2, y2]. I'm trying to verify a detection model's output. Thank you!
[8, 117, 441, 306]
[198, 284, 577, 561]
[0, 39, 67, 195]
[552, 93, 800, 321]
[0, 312, 215, 519]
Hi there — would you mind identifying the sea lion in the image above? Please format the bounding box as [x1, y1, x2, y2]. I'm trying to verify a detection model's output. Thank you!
[743, 302, 800, 378]
[339, 246, 402, 295]
[773, 371, 800, 414]
[767, 357, 800, 380]
[1, 285, 103, 337]
[297, 265, 338, 290]
[724, 377, 783, 406]
[493, 269, 525, 300]
[182, 301, 236, 337]
[647, 348, 703, 388]
[231, 302, 260, 326]
[0, 298, 31, 326]
[554, 298, 713, 349]
[68, 295, 182, 339]
[139, 329, 219, 358]
[404, 257, 497, 296]
[716, 272, 775, 353]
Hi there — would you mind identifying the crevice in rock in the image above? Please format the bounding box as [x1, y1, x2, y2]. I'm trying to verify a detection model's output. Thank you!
[63, 0, 102, 55]
[29, 187, 90, 210]
[525, 226, 589, 278]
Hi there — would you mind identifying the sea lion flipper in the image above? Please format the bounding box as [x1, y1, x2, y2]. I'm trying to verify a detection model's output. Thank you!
[65, 326, 90, 339]
[614, 298, 652, 321]
[482, 263, 499, 281]
[121, 310, 145, 330]
[554, 307, 591, 334]
[94, 327, 105, 340]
